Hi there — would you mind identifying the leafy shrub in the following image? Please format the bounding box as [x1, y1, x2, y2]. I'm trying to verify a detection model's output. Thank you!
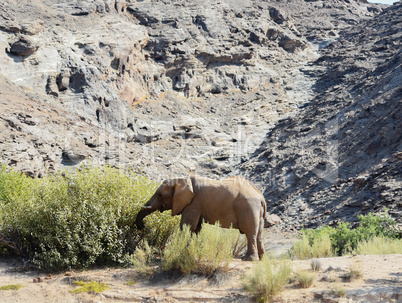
[0, 165, 178, 270]
[70, 281, 109, 294]
[293, 210, 400, 257]
[141, 208, 180, 249]
[354, 236, 402, 255]
[295, 270, 316, 288]
[244, 254, 292, 302]
[162, 223, 240, 275]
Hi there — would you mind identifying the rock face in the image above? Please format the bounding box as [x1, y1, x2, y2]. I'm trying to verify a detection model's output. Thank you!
[239, 1, 402, 228]
[0, 0, 400, 226]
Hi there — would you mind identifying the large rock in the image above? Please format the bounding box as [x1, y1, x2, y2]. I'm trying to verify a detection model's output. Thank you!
[8, 36, 38, 56]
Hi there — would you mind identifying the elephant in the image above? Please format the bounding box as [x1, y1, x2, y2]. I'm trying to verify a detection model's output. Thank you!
[135, 175, 267, 261]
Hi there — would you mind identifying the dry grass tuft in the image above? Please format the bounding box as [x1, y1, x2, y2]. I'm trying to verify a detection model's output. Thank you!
[295, 270, 316, 288]
[243, 255, 292, 302]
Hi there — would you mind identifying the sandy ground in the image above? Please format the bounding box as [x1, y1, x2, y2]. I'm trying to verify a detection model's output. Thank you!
[0, 232, 401, 303]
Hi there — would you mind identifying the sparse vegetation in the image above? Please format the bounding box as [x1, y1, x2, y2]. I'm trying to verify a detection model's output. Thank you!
[295, 270, 316, 288]
[0, 284, 24, 291]
[290, 232, 332, 259]
[311, 258, 322, 272]
[125, 280, 136, 286]
[128, 240, 159, 276]
[342, 262, 362, 281]
[243, 255, 292, 302]
[354, 236, 402, 255]
[290, 235, 311, 260]
[162, 223, 241, 275]
[291, 210, 401, 258]
[0, 165, 179, 270]
[70, 281, 109, 294]
[332, 286, 346, 298]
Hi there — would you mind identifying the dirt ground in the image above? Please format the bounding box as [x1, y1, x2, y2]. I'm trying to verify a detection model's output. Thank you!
[0, 231, 401, 303]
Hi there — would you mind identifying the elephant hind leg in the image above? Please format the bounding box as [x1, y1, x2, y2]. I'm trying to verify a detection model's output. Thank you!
[242, 233, 259, 261]
[257, 219, 265, 259]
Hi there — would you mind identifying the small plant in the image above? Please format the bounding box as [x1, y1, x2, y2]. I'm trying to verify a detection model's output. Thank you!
[311, 258, 322, 272]
[128, 240, 159, 276]
[70, 281, 109, 294]
[125, 280, 135, 286]
[295, 270, 316, 288]
[342, 264, 362, 281]
[243, 255, 292, 302]
[0, 284, 24, 291]
[354, 236, 402, 255]
[162, 223, 240, 275]
[232, 233, 248, 258]
[332, 286, 346, 298]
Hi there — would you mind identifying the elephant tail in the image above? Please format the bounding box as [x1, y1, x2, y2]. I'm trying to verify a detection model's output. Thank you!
[261, 200, 267, 219]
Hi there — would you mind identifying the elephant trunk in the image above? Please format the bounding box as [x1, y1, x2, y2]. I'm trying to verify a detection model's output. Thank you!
[135, 206, 155, 230]
[135, 198, 159, 230]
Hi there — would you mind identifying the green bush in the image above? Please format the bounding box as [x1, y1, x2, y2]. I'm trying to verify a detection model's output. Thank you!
[243, 254, 292, 302]
[162, 223, 240, 275]
[293, 210, 400, 257]
[0, 165, 178, 270]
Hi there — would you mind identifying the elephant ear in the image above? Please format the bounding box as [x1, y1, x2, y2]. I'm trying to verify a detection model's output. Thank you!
[172, 177, 194, 216]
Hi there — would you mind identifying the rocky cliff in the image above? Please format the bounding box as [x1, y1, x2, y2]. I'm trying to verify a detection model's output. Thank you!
[0, 0, 400, 226]
[239, 1, 402, 228]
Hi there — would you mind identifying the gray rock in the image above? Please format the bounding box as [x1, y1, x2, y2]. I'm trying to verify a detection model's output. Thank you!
[8, 36, 38, 56]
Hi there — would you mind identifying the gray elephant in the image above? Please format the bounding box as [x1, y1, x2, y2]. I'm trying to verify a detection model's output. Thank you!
[135, 175, 267, 261]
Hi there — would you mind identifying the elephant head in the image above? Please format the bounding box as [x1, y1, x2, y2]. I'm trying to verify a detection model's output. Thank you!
[135, 177, 195, 230]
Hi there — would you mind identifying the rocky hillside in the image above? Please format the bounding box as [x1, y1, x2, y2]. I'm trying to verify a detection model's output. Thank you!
[0, 0, 400, 226]
[240, 1, 402, 228]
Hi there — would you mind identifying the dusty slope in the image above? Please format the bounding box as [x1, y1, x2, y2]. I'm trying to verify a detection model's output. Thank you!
[239, 1, 402, 228]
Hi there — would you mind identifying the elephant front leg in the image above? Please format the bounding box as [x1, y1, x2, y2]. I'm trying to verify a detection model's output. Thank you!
[180, 206, 201, 233]
[242, 234, 259, 261]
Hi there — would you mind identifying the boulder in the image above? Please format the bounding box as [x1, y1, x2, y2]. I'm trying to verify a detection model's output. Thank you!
[264, 214, 282, 228]
[8, 36, 38, 56]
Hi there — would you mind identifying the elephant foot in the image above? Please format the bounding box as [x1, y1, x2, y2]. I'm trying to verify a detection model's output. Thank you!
[241, 253, 259, 261]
